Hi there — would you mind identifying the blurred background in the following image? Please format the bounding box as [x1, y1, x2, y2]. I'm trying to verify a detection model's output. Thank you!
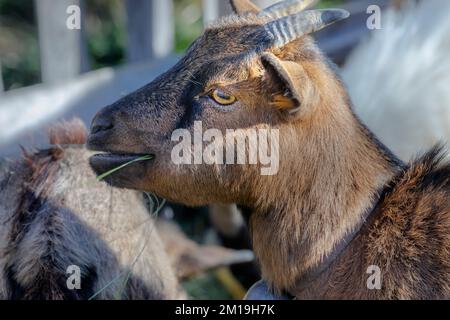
[0, 0, 372, 159]
[1, 0, 449, 299]
[0, 0, 353, 91]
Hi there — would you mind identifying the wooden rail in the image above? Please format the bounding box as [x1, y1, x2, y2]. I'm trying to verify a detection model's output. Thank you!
[35, 0, 90, 84]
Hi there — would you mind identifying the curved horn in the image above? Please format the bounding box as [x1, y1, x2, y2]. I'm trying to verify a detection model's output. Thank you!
[264, 9, 350, 48]
[259, 0, 319, 19]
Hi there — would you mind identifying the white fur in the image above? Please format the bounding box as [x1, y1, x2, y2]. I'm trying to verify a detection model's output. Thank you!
[342, 0, 450, 161]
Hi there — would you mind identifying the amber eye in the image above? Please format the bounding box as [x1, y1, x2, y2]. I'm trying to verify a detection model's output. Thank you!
[209, 88, 237, 106]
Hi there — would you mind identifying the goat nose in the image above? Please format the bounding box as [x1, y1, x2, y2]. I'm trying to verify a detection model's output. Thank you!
[91, 112, 114, 135]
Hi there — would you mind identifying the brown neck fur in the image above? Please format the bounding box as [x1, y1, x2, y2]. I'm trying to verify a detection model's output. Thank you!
[246, 58, 402, 292]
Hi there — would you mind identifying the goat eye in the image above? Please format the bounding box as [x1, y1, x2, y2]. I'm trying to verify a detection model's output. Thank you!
[209, 88, 237, 106]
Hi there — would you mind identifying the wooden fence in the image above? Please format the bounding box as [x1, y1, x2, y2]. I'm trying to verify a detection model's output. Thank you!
[0, 0, 389, 157]
[32, 0, 283, 85]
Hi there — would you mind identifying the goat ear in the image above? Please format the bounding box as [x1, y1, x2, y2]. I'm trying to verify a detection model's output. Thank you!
[261, 52, 314, 116]
[229, 0, 260, 14]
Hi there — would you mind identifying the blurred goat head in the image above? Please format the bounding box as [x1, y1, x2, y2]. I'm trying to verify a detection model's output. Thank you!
[87, 0, 350, 206]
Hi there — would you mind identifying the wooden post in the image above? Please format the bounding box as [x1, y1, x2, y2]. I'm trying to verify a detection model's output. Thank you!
[35, 0, 89, 84]
[125, 0, 174, 63]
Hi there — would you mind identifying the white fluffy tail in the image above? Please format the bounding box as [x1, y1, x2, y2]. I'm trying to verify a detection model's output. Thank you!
[342, 0, 450, 161]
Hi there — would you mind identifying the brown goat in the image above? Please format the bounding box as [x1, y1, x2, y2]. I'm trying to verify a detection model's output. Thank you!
[87, 0, 450, 299]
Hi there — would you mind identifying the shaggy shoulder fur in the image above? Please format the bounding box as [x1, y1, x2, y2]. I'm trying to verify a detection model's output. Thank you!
[366, 147, 450, 299]
[297, 147, 450, 299]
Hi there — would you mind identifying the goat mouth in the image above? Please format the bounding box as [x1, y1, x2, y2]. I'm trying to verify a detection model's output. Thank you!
[89, 153, 154, 180]
[91, 152, 153, 162]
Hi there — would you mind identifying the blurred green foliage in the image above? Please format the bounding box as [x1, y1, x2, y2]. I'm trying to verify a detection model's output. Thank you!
[0, 0, 40, 89]
[174, 0, 203, 52]
[183, 272, 234, 300]
[86, 0, 126, 69]
[317, 0, 344, 8]
[0, 0, 203, 90]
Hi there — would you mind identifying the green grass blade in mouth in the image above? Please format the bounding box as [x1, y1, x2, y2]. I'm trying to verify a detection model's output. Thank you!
[97, 155, 153, 181]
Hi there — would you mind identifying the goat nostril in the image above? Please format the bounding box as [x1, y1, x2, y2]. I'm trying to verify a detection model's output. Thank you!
[91, 116, 114, 135]
[91, 123, 114, 135]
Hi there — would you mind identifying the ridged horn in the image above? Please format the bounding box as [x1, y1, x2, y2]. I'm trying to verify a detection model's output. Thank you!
[259, 0, 319, 19]
[264, 9, 350, 47]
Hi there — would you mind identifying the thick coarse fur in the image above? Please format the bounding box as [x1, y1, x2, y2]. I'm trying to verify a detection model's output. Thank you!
[86, 0, 450, 299]
[0, 120, 183, 300]
[342, 0, 450, 161]
[289, 146, 450, 299]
